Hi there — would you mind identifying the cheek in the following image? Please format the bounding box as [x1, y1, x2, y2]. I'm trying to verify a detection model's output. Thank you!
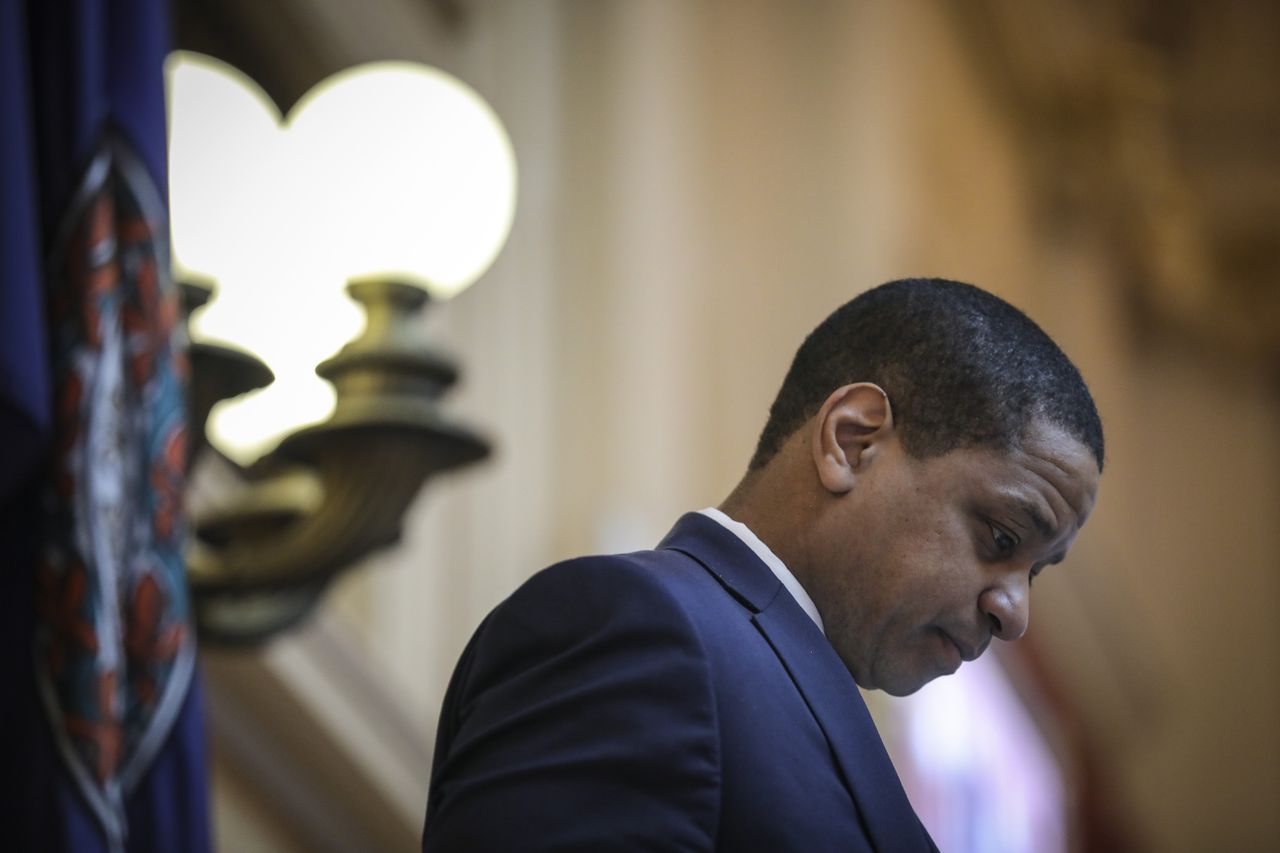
[881, 518, 973, 620]
[881, 530, 944, 594]
[914, 501, 975, 569]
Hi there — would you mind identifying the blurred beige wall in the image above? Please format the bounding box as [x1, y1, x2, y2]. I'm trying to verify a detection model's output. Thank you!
[198, 2, 1280, 851]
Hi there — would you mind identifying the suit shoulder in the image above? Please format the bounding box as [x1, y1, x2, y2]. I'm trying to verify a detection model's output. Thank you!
[499, 548, 707, 635]
[524, 547, 699, 586]
[427, 547, 723, 850]
[457, 549, 718, 710]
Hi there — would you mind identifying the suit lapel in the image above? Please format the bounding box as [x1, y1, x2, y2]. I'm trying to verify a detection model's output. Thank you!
[754, 598, 931, 852]
[660, 513, 931, 852]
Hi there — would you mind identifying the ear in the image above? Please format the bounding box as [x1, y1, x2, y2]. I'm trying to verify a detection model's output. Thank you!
[810, 383, 894, 494]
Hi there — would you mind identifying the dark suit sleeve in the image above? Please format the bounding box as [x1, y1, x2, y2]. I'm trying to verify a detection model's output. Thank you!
[423, 556, 722, 851]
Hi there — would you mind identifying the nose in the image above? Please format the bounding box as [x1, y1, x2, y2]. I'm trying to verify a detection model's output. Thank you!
[978, 575, 1030, 641]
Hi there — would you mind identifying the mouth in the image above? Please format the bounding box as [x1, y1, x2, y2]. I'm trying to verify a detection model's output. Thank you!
[943, 630, 982, 663]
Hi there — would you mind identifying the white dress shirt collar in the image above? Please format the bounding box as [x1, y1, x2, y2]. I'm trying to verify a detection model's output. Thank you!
[696, 507, 825, 634]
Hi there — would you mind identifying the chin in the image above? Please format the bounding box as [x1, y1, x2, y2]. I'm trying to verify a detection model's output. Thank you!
[874, 668, 935, 697]
[878, 681, 923, 698]
[837, 642, 934, 696]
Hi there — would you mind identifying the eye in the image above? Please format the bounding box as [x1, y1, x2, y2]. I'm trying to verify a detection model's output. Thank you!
[988, 521, 1018, 557]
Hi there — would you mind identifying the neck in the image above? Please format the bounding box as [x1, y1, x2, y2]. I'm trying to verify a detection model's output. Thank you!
[718, 463, 815, 591]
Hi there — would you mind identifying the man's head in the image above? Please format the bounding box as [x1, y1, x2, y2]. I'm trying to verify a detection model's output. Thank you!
[729, 278, 1102, 696]
[750, 278, 1103, 472]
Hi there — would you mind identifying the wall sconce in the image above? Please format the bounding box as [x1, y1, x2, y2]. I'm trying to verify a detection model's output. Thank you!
[167, 53, 516, 643]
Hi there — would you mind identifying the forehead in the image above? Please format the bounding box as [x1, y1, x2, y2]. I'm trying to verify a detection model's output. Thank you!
[926, 421, 1100, 530]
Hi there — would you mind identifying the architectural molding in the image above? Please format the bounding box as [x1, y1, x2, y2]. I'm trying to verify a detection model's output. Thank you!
[950, 0, 1280, 366]
[203, 613, 431, 852]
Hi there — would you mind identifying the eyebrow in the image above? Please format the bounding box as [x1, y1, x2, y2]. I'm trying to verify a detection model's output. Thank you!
[1018, 500, 1057, 540]
[1034, 552, 1068, 575]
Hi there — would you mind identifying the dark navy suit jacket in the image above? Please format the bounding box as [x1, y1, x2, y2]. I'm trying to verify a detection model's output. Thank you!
[423, 513, 938, 851]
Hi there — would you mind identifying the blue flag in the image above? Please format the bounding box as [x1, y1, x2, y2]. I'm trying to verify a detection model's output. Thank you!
[1, 1, 212, 851]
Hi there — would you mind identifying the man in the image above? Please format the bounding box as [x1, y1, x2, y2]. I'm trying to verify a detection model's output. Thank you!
[422, 278, 1103, 851]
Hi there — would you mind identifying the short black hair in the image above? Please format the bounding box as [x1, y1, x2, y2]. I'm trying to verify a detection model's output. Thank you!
[750, 278, 1104, 471]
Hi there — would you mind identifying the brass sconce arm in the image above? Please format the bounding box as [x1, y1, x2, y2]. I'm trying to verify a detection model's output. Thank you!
[184, 279, 488, 644]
